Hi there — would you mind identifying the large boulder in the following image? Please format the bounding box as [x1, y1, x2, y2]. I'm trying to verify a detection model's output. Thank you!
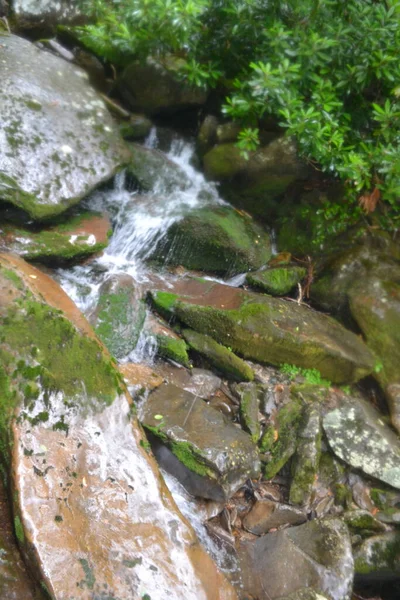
[118, 56, 208, 116]
[141, 383, 260, 501]
[149, 205, 272, 275]
[203, 136, 309, 220]
[0, 211, 111, 263]
[238, 518, 354, 600]
[0, 253, 236, 600]
[11, 0, 81, 29]
[323, 397, 400, 490]
[0, 34, 129, 220]
[149, 280, 375, 384]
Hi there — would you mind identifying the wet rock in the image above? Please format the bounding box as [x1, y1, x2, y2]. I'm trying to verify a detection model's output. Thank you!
[149, 279, 375, 383]
[0, 34, 129, 220]
[239, 517, 353, 600]
[289, 405, 322, 506]
[118, 56, 208, 116]
[141, 383, 260, 501]
[183, 329, 254, 382]
[235, 383, 261, 442]
[12, 0, 81, 29]
[216, 122, 242, 144]
[0, 211, 111, 264]
[197, 114, 218, 155]
[119, 362, 164, 391]
[153, 363, 222, 399]
[150, 205, 271, 276]
[90, 273, 145, 359]
[343, 510, 387, 535]
[323, 398, 400, 490]
[0, 478, 46, 599]
[0, 253, 236, 600]
[127, 143, 191, 193]
[354, 531, 400, 578]
[277, 590, 329, 600]
[156, 334, 190, 367]
[243, 500, 306, 534]
[246, 265, 306, 296]
[120, 113, 153, 140]
[203, 136, 309, 220]
[349, 276, 400, 433]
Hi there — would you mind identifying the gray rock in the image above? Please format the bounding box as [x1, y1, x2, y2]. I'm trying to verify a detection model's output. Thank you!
[277, 590, 329, 600]
[290, 405, 322, 506]
[354, 531, 400, 577]
[239, 518, 354, 600]
[126, 143, 191, 193]
[12, 0, 81, 27]
[323, 398, 400, 490]
[141, 383, 260, 501]
[0, 34, 129, 219]
[243, 499, 306, 534]
[118, 56, 208, 116]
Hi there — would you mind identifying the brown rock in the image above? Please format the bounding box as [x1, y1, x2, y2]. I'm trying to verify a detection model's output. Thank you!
[243, 500, 306, 534]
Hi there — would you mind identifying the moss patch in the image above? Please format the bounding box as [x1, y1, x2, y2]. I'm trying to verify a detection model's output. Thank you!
[155, 335, 190, 367]
[246, 266, 306, 296]
[263, 397, 303, 479]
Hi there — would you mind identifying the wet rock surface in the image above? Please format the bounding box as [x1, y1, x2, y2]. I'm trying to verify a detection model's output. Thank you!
[0, 253, 237, 600]
[323, 397, 400, 490]
[149, 279, 375, 383]
[246, 265, 306, 296]
[141, 383, 260, 501]
[0, 34, 129, 219]
[243, 500, 307, 534]
[0, 211, 111, 263]
[127, 143, 191, 193]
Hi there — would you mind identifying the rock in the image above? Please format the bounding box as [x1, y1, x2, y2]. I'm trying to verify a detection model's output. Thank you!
[354, 531, 400, 577]
[156, 334, 190, 367]
[197, 115, 218, 155]
[120, 114, 153, 140]
[149, 279, 375, 383]
[0, 478, 46, 599]
[141, 383, 260, 501]
[236, 383, 261, 442]
[289, 405, 322, 506]
[243, 500, 306, 534]
[150, 205, 271, 276]
[203, 136, 309, 220]
[343, 510, 386, 534]
[119, 363, 163, 391]
[118, 56, 208, 116]
[277, 590, 330, 600]
[0, 211, 111, 263]
[0, 253, 236, 600]
[323, 398, 400, 490]
[0, 34, 129, 220]
[127, 143, 191, 193]
[216, 122, 242, 144]
[90, 274, 145, 359]
[238, 518, 353, 600]
[246, 265, 306, 296]
[12, 0, 81, 29]
[183, 329, 254, 382]
[349, 276, 400, 433]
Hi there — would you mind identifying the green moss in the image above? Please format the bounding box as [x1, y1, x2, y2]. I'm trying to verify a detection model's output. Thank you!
[355, 533, 400, 575]
[1, 268, 23, 289]
[14, 515, 24, 544]
[239, 388, 260, 442]
[155, 335, 190, 367]
[148, 291, 178, 320]
[246, 266, 306, 296]
[334, 483, 352, 507]
[78, 558, 95, 590]
[263, 398, 303, 479]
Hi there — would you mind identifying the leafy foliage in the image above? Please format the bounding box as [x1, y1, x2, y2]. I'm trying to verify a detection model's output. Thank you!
[281, 363, 331, 387]
[77, 0, 400, 226]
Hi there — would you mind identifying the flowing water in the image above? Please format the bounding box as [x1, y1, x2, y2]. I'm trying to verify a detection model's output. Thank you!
[56, 128, 243, 580]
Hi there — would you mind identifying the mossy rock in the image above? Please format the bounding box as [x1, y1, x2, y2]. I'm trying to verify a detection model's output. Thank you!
[91, 274, 145, 360]
[182, 329, 254, 382]
[246, 265, 306, 296]
[236, 383, 261, 442]
[343, 510, 386, 535]
[119, 114, 152, 140]
[0, 211, 111, 264]
[155, 334, 190, 367]
[126, 143, 191, 193]
[149, 205, 271, 276]
[289, 405, 321, 506]
[354, 532, 400, 577]
[149, 279, 375, 384]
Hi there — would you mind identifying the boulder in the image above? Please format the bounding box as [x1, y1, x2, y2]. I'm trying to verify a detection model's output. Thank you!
[197, 115, 218, 155]
[0, 253, 236, 600]
[243, 500, 306, 535]
[90, 273, 145, 359]
[149, 279, 375, 383]
[238, 518, 354, 600]
[236, 382, 261, 441]
[246, 265, 306, 296]
[120, 114, 153, 140]
[354, 531, 400, 578]
[0, 34, 129, 220]
[183, 329, 254, 382]
[150, 205, 271, 275]
[323, 398, 400, 490]
[0, 211, 111, 263]
[127, 143, 191, 193]
[11, 0, 81, 29]
[203, 136, 309, 220]
[118, 56, 208, 116]
[141, 383, 260, 501]
[155, 333, 190, 367]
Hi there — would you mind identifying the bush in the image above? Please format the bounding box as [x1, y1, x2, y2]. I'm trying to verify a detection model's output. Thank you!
[77, 0, 400, 230]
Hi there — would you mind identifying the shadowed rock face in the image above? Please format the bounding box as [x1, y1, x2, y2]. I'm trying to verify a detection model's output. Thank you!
[0, 34, 130, 220]
[0, 253, 237, 600]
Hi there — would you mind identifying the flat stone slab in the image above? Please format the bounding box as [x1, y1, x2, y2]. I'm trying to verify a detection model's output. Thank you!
[141, 383, 260, 501]
[0, 34, 129, 219]
[323, 398, 400, 490]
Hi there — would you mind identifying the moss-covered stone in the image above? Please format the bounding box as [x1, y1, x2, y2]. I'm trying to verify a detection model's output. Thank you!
[235, 383, 261, 442]
[246, 265, 306, 296]
[126, 143, 191, 193]
[343, 510, 386, 535]
[150, 205, 271, 276]
[119, 114, 152, 140]
[182, 329, 254, 382]
[156, 334, 190, 367]
[354, 532, 400, 576]
[91, 274, 145, 360]
[289, 405, 321, 506]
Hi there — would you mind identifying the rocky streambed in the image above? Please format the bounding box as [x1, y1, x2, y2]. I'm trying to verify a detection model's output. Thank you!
[1, 27, 400, 600]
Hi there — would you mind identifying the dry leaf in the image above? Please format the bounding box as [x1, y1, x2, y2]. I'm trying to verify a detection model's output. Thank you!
[359, 187, 380, 213]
